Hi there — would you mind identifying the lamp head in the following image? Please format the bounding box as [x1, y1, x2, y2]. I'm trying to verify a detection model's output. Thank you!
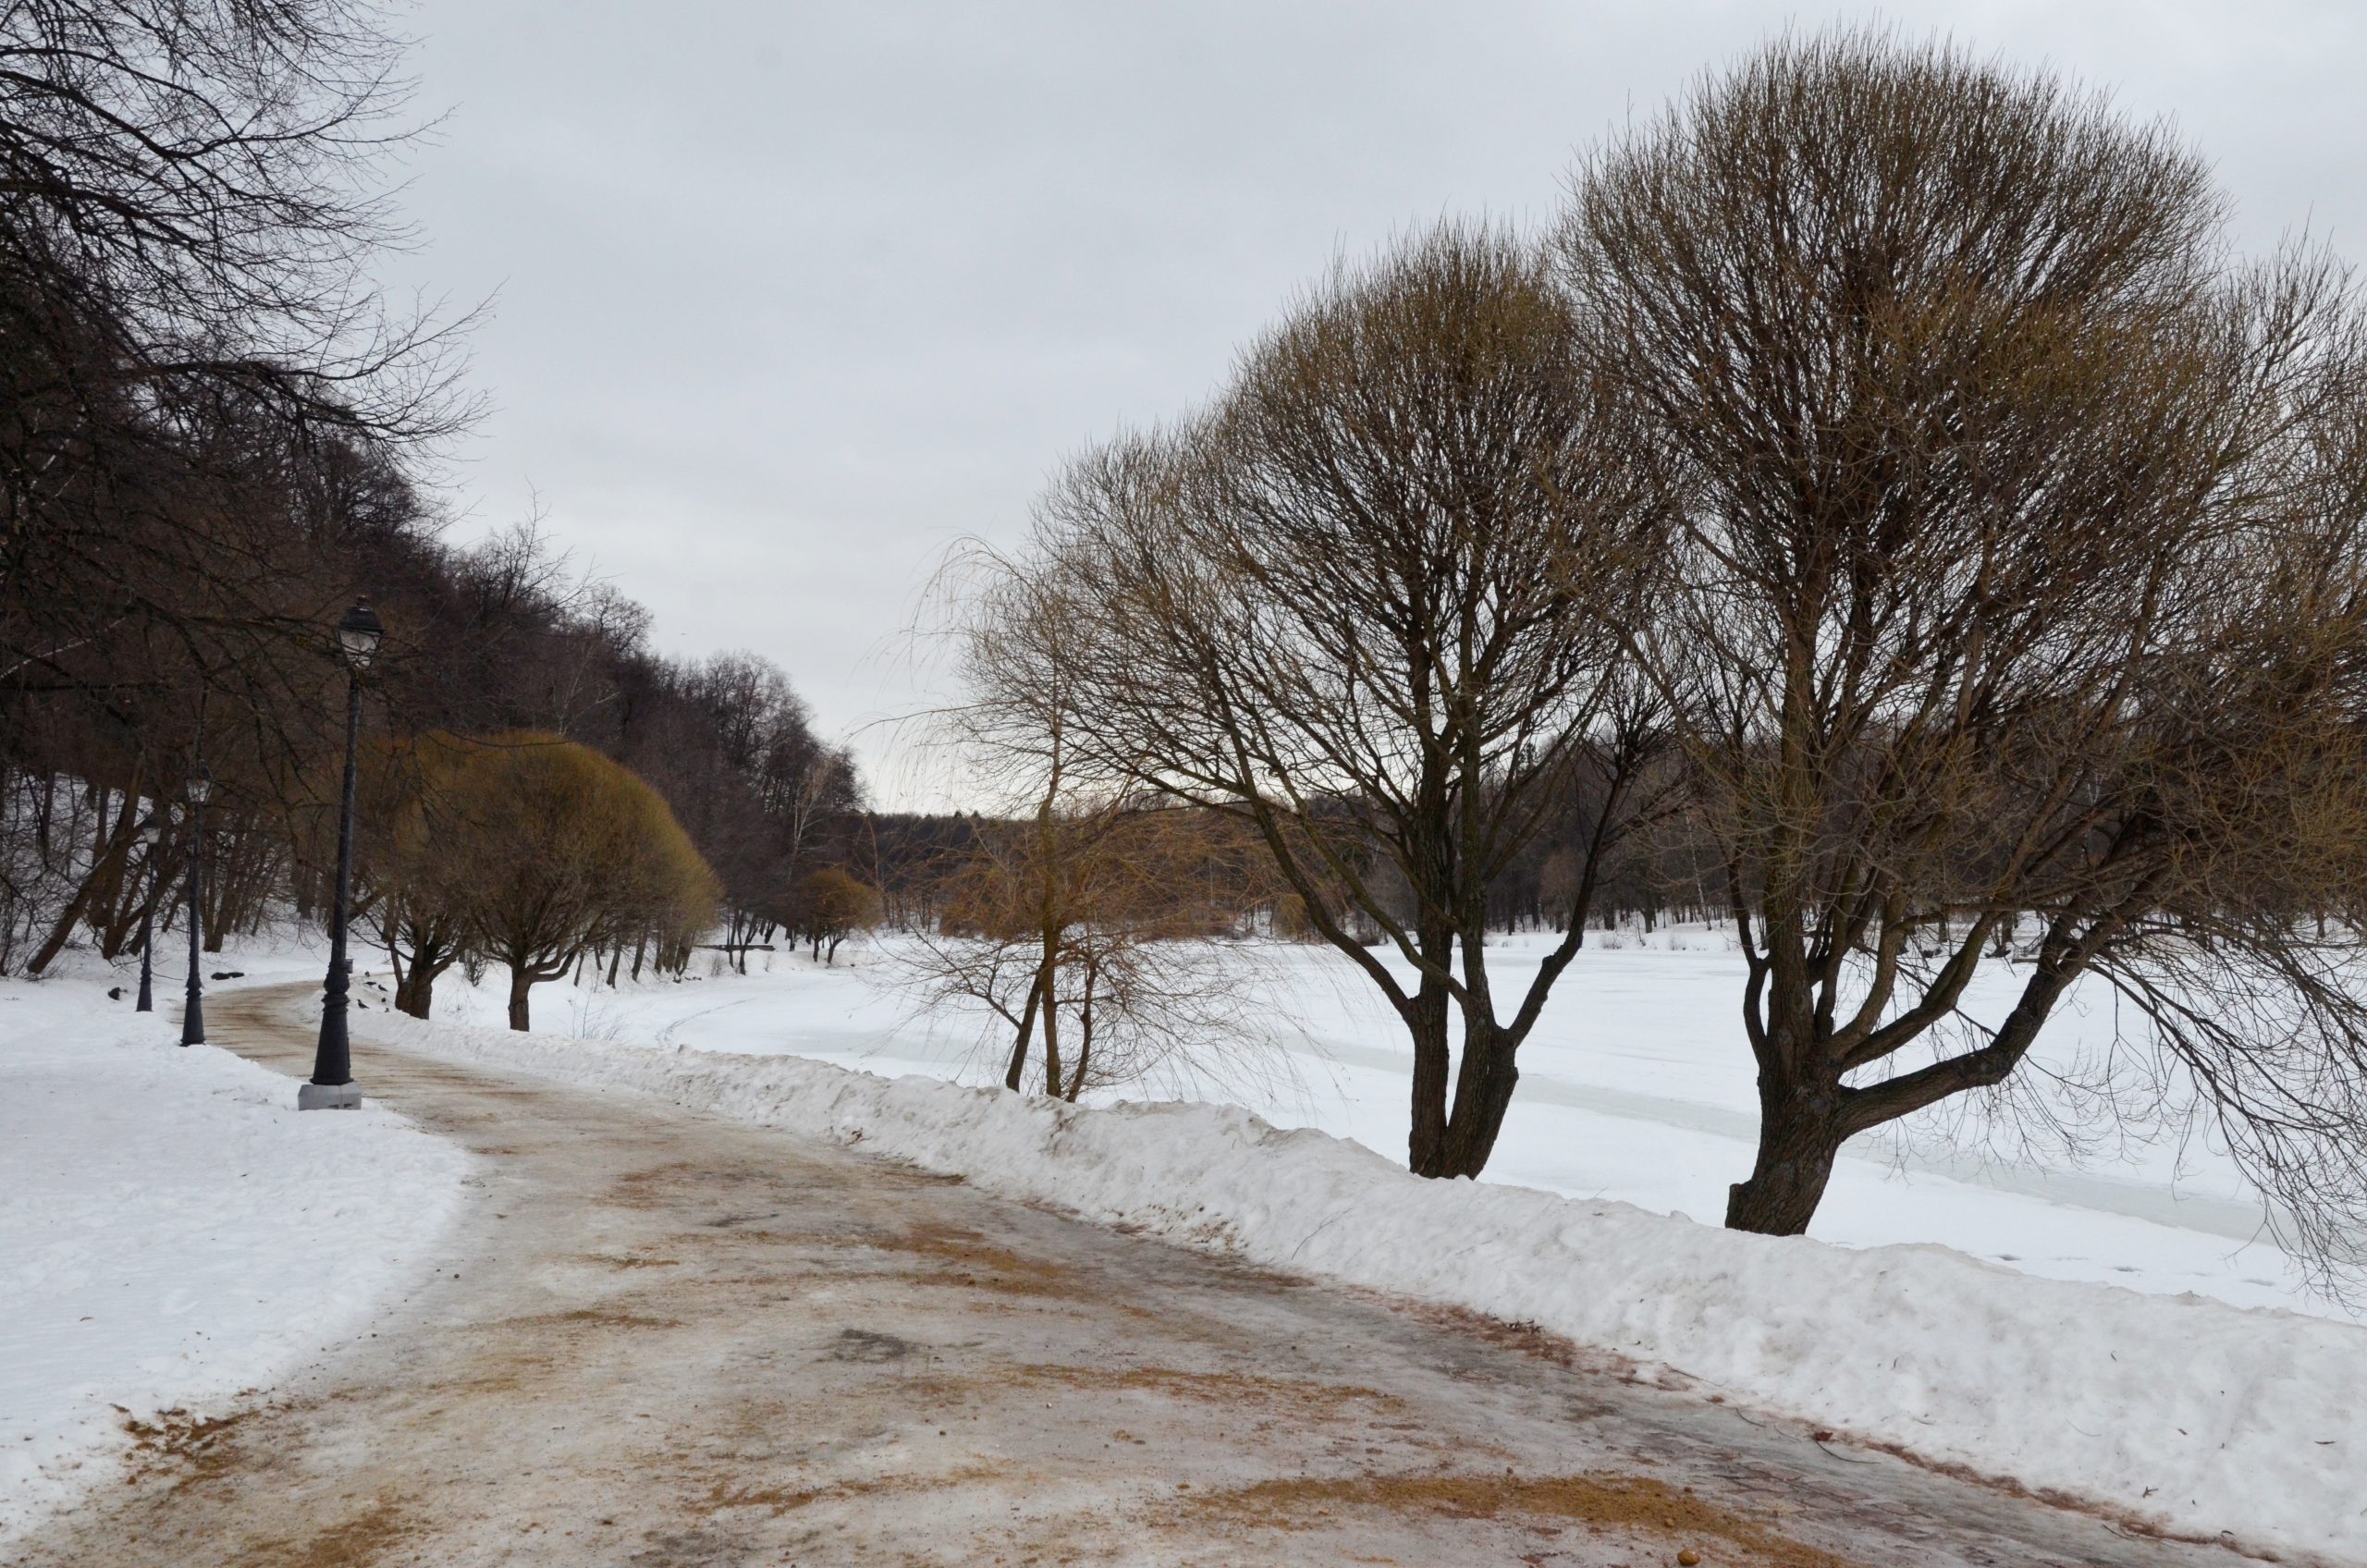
[336, 599, 385, 669]
[141, 817, 162, 846]
[186, 771, 211, 805]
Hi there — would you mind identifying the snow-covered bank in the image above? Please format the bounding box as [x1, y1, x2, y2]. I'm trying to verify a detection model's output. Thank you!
[361, 1003, 2367, 1562]
[0, 968, 470, 1547]
[409, 935, 2346, 1321]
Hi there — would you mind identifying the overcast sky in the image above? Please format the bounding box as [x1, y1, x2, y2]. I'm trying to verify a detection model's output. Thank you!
[383, 1, 2367, 806]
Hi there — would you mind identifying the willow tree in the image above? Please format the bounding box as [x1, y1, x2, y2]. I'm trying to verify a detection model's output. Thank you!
[428, 733, 718, 1030]
[977, 225, 1668, 1177]
[895, 794, 1282, 1102]
[1559, 31, 2367, 1275]
[355, 734, 472, 1019]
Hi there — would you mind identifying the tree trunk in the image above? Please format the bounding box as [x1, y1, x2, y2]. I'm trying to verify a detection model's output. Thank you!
[1002, 971, 1045, 1091]
[1038, 984, 1062, 1099]
[507, 966, 535, 1031]
[1404, 982, 1455, 1174]
[1429, 1023, 1520, 1178]
[1064, 966, 1097, 1102]
[27, 780, 144, 975]
[388, 917, 460, 1023]
[1724, 1073, 1845, 1234]
[92, 793, 138, 959]
[25, 876, 98, 975]
[396, 957, 445, 1020]
[1404, 918, 1456, 1173]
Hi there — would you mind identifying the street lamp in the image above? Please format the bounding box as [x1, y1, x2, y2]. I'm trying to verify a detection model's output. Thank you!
[301, 598, 382, 1110]
[180, 767, 210, 1047]
[134, 815, 164, 1012]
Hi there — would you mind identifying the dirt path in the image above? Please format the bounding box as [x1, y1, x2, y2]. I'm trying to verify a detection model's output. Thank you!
[18, 986, 2247, 1568]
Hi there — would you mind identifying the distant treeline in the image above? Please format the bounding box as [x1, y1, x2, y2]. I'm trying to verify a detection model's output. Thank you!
[853, 802, 1704, 941]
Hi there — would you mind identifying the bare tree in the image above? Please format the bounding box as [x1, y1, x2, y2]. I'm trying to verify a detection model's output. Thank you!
[892, 798, 1285, 1101]
[0, 0, 474, 443]
[968, 224, 1667, 1175]
[1557, 30, 2367, 1282]
[902, 539, 1295, 1100]
[0, 0, 484, 981]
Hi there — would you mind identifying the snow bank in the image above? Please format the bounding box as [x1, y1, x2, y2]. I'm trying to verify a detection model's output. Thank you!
[1, 976, 470, 1547]
[418, 937, 2339, 1317]
[360, 1006, 2367, 1560]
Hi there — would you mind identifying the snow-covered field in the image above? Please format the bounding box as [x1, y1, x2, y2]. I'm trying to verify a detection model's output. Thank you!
[415, 928, 2352, 1323]
[0, 949, 470, 1549]
[13, 922, 2367, 1556]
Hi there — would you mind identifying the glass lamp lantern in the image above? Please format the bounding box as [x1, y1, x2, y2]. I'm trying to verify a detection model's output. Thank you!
[336, 599, 384, 669]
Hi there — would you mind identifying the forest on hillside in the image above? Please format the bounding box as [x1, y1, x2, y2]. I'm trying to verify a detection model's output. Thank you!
[0, 0, 869, 986]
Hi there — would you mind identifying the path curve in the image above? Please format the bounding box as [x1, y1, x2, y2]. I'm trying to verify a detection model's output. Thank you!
[16, 986, 2254, 1567]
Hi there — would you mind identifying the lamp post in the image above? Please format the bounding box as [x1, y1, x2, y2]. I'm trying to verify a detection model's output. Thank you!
[301, 599, 381, 1110]
[180, 768, 210, 1047]
[134, 815, 163, 1012]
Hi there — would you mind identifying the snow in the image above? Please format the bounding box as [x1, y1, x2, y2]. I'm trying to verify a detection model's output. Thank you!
[362, 977, 2367, 1561]
[15, 920, 2362, 1555]
[415, 932, 2350, 1322]
[0, 954, 471, 1549]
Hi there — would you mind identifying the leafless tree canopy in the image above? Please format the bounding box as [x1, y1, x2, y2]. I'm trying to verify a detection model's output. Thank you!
[1, 0, 472, 436]
[889, 796, 1286, 1103]
[0, 0, 491, 972]
[1558, 30, 2367, 1272]
[965, 225, 1671, 1175]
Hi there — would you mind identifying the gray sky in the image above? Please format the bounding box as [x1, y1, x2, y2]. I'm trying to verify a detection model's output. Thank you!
[386, 1, 2367, 806]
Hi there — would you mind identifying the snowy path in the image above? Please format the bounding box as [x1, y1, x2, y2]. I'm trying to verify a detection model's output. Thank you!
[14, 987, 2252, 1568]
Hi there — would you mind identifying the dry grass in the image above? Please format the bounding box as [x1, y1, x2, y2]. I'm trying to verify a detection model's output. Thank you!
[706, 1464, 1006, 1519]
[239, 1498, 420, 1568]
[1180, 1471, 1861, 1567]
[602, 1160, 717, 1209]
[1021, 1364, 1405, 1417]
[118, 1407, 252, 1490]
[879, 1223, 1078, 1297]
[485, 1305, 684, 1333]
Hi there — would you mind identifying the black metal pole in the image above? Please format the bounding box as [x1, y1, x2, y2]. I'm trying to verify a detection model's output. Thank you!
[135, 838, 159, 1012]
[180, 791, 205, 1046]
[312, 670, 362, 1086]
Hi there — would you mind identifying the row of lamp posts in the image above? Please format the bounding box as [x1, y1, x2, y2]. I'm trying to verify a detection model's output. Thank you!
[129, 768, 208, 1047]
[139, 600, 381, 1110]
